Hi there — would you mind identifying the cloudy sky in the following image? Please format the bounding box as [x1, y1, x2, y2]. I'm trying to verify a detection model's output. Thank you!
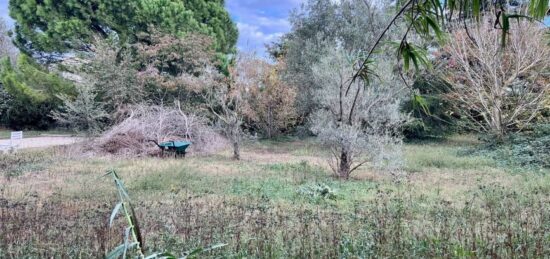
[0, 0, 10, 26]
[0, 0, 303, 56]
[226, 0, 303, 56]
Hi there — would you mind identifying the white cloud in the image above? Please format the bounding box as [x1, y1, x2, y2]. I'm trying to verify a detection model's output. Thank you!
[227, 0, 303, 57]
[236, 22, 283, 54]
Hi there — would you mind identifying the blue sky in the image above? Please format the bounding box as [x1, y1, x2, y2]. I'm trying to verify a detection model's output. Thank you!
[227, 0, 304, 56]
[0, 0, 10, 26]
[0, 0, 303, 56]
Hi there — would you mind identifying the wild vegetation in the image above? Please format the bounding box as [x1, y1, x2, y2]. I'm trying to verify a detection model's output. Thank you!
[1, 138, 549, 258]
[1, 0, 550, 257]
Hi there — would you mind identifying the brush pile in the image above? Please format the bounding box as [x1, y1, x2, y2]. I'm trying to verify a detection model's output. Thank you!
[92, 105, 226, 156]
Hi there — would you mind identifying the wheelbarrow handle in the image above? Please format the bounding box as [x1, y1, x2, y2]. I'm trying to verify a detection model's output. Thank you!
[147, 139, 161, 147]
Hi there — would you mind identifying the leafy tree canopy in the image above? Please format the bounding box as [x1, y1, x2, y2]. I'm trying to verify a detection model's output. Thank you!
[0, 55, 75, 128]
[8, 0, 237, 56]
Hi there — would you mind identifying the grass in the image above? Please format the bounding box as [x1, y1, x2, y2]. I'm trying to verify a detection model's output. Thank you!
[0, 136, 549, 258]
[0, 128, 76, 139]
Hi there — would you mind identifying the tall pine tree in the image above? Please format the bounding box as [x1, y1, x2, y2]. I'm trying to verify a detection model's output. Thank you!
[8, 0, 237, 56]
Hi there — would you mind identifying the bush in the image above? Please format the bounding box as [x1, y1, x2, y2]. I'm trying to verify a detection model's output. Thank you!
[51, 84, 109, 134]
[0, 55, 75, 129]
[297, 183, 338, 201]
[475, 123, 550, 169]
[401, 74, 458, 139]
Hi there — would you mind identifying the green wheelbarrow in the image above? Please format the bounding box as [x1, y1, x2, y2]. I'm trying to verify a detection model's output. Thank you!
[149, 140, 191, 158]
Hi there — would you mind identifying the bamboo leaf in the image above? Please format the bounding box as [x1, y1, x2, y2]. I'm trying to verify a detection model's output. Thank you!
[182, 247, 204, 259]
[425, 15, 443, 41]
[122, 226, 132, 259]
[106, 244, 126, 259]
[529, 0, 549, 20]
[204, 243, 227, 252]
[410, 51, 420, 70]
[109, 202, 123, 227]
[105, 242, 138, 259]
[403, 50, 411, 71]
[501, 14, 510, 47]
[472, 0, 481, 20]
[413, 94, 431, 115]
[144, 252, 177, 259]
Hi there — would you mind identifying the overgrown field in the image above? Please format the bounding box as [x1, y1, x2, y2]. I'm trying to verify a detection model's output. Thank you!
[1, 136, 549, 258]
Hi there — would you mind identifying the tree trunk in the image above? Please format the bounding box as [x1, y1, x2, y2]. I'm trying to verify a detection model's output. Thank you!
[266, 105, 273, 138]
[338, 151, 351, 180]
[491, 105, 505, 141]
[232, 140, 240, 160]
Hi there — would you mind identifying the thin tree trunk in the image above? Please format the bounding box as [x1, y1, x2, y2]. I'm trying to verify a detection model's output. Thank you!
[232, 139, 240, 160]
[338, 150, 351, 180]
[227, 119, 241, 160]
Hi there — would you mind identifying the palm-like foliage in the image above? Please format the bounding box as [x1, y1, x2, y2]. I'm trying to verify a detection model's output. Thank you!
[352, 0, 549, 123]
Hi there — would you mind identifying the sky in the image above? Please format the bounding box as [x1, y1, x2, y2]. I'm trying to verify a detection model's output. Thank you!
[0, 0, 304, 56]
[226, 0, 304, 56]
[0, 0, 10, 26]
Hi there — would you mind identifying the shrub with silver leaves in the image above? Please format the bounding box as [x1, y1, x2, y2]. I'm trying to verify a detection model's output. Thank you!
[310, 47, 407, 179]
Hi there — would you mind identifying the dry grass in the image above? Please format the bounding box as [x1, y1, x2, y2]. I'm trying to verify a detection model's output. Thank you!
[1, 136, 549, 257]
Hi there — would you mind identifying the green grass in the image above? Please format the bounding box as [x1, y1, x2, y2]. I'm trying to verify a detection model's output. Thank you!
[1, 136, 549, 258]
[0, 128, 76, 139]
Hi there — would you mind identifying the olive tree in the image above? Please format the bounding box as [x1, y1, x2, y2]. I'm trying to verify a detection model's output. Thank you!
[311, 47, 407, 179]
[282, 0, 388, 117]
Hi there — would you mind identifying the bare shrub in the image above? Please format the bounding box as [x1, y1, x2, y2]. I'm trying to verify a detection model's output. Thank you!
[443, 18, 550, 138]
[93, 105, 226, 156]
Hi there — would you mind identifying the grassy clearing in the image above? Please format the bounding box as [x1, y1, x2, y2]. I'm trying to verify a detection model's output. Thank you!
[0, 128, 76, 139]
[0, 136, 549, 258]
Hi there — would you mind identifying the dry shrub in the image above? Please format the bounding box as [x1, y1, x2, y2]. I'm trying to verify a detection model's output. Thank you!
[93, 105, 227, 156]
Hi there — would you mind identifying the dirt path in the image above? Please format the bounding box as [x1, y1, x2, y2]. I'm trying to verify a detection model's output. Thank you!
[0, 136, 82, 150]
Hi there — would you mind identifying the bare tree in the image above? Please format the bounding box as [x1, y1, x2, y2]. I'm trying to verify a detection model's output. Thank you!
[201, 53, 262, 160]
[442, 18, 550, 138]
[311, 47, 406, 179]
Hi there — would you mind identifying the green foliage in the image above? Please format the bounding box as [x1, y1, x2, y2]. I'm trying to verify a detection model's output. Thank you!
[0, 55, 75, 128]
[51, 84, 109, 134]
[83, 38, 144, 113]
[8, 0, 237, 55]
[133, 31, 216, 107]
[297, 183, 338, 201]
[402, 75, 458, 139]
[475, 123, 550, 169]
[281, 0, 388, 117]
[353, 0, 550, 87]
